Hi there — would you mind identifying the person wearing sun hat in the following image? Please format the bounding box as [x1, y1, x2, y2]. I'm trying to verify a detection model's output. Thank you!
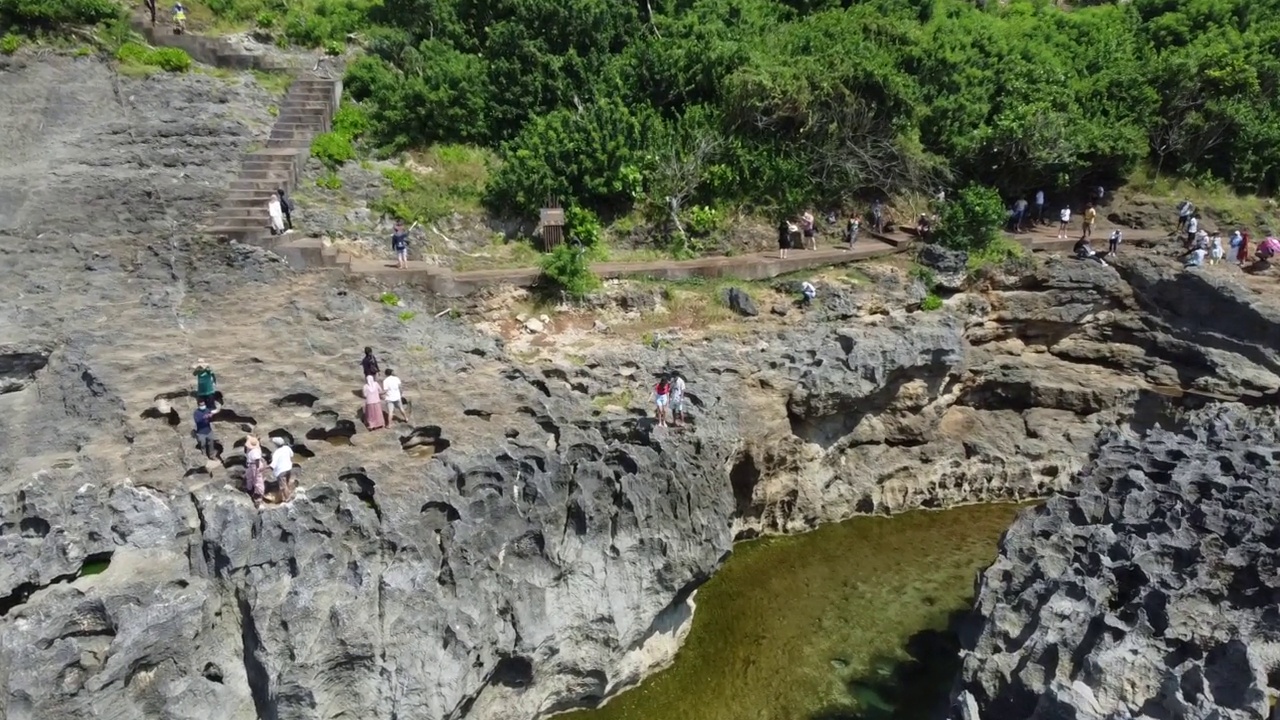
[244, 435, 266, 508]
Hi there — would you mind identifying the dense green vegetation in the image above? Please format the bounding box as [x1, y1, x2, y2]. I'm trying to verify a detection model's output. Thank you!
[327, 0, 1280, 223]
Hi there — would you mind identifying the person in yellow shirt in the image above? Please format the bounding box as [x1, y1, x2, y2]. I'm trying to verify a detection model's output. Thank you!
[1082, 203, 1097, 239]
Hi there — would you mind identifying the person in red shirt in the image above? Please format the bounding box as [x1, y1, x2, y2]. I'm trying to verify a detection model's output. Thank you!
[654, 377, 671, 428]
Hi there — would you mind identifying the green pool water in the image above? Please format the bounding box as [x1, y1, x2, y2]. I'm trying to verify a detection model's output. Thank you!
[558, 503, 1027, 720]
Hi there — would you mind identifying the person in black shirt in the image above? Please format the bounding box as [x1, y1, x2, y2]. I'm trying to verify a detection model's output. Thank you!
[392, 222, 409, 269]
[361, 347, 380, 379]
[193, 401, 217, 461]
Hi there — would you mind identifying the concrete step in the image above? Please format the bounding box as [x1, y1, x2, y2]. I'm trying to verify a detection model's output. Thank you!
[205, 226, 264, 241]
[239, 161, 298, 172]
[209, 217, 269, 229]
[215, 209, 269, 219]
[238, 170, 293, 181]
[266, 139, 310, 149]
[269, 121, 324, 130]
[229, 180, 294, 193]
[278, 101, 332, 111]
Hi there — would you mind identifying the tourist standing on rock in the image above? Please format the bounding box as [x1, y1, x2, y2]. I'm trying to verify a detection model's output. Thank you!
[1109, 230, 1122, 257]
[1210, 233, 1225, 264]
[654, 376, 671, 428]
[172, 2, 186, 32]
[671, 373, 687, 427]
[144, 0, 157, 24]
[270, 437, 295, 502]
[276, 188, 294, 232]
[870, 199, 884, 234]
[1081, 203, 1097, 239]
[1185, 215, 1199, 248]
[267, 194, 285, 236]
[1057, 206, 1071, 240]
[244, 435, 265, 508]
[382, 369, 411, 425]
[1033, 189, 1045, 225]
[777, 218, 792, 259]
[192, 359, 217, 408]
[801, 210, 816, 250]
[193, 401, 217, 462]
[1177, 199, 1194, 232]
[844, 215, 861, 249]
[361, 347, 380, 379]
[392, 222, 410, 269]
[363, 375, 386, 430]
[1238, 231, 1252, 265]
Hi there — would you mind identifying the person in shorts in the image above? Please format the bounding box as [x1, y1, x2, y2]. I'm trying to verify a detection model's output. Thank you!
[654, 376, 671, 428]
[670, 373, 687, 427]
[1057, 206, 1072, 239]
[382, 369, 411, 425]
[1081, 203, 1097, 239]
[270, 437, 296, 502]
[391, 222, 409, 269]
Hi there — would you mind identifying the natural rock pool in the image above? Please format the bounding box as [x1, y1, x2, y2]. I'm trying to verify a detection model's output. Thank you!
[560, 503, 1027, 720]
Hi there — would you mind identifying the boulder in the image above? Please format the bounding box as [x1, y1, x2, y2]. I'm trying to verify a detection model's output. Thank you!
[917, 243, 969, 290]
[723, 287, 758, 317]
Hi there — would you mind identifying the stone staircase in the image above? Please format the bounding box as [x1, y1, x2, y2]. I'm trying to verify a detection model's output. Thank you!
[204, 76, 340, 241]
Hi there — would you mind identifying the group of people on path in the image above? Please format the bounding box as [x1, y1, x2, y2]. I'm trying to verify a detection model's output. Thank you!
[268, 189, 294, 236]
[1175, 200, 1280, 269]
[776, 200, 889, 258]
[652, 373, 688, 428]
[188, 360, 296, 509]
[359, 347, 413, 429]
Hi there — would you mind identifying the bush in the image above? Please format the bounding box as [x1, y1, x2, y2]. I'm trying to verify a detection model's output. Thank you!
[565, 206, 603, 247]
[332, 103, 370, 139]
[539, 243, 600, 300]
[966, 236, 1027, 273]
[920, 293, 943, 311]
[310, 131, 355, 171]
[115, 42, 191, 72]
[316, 171, 343, 189]
[686, 205, 724, 236]
[0, 33, 20, 55]
[0, 0, 120, 28]
[934, 185, 1007, 252]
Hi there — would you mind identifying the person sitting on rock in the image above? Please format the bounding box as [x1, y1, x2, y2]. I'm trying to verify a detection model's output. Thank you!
[800, 281, 817, 306]
[1183, 244, 1209, 269]
[654, 376, 671, 428]
[192, 359, 217, 408]
[269, 437, 296, 502]
[1073, 238, 1108, 266]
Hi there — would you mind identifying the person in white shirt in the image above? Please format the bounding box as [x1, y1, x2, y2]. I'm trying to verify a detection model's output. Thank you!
[670, 374, 687, 427]
[1186, 215, 1199, 248]
[270, 437, 296, 501]
[382, 369, 411, 425]
[800, 281, 817, 307]
[1057, 207, 1072, 239]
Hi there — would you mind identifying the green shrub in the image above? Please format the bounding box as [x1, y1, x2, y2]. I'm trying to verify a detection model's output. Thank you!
[565, 206, 603, 247]
[0, 33, 20, 54]
[0, 0, 120, 28]
[398, 310, 417, 321]
[908, 264, 938, 292]
[379, 292, 401, 306]
[324, 39, 344, 56]
[686, 205, 723, 236]
[539, 244, 600, 300]
[332, 103, 370, 140]
[381, 166, 418, 193]
[921, 293, 943, 311]
[316, 171, 343, 189]
[255, 11, 277, 28]
[115, 42, 191, 73]
[934, 185, 1007, 252]
[966, 236, 1027, 273]
[310, 131, 355, 171]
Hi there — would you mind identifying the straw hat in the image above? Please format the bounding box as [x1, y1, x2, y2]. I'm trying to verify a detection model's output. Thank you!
[244, 435, 260, 449]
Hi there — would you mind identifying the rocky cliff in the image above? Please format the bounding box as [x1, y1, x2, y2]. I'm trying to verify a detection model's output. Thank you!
[5, 55, 1280, 720]
[951, 403, 1280, 720]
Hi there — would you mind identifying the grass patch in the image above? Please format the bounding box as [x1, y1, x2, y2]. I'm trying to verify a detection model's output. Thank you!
[966, 236, 1032, 275]
[379, 292, 401, 306]
[370, 144, 496, 224]
[115, 41, 191, 73]
[398, 310, 417, 322]
[592, 389, 634, 410]
[1, 32, 23, 54]
[252, 68, 293, 95]
[920, 293, 943, 311]
[452, 238, 544, 272]
[1128, 164, 1278, 230]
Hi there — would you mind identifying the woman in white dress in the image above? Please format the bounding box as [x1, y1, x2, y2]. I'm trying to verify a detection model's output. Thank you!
[267, 195, 285, 235]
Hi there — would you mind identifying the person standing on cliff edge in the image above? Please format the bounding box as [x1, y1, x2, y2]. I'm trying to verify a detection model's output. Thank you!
[361, 347, 380, 380]
[193, 359, 218, 409]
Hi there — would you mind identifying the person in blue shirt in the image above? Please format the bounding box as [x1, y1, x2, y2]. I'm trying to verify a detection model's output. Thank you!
[193, 401, 217, 461]
[392, 222, 409, 269]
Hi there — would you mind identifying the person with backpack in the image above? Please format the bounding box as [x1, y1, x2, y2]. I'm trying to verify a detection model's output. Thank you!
[361, 347, 380, 380]
[391, 222, 410, 269]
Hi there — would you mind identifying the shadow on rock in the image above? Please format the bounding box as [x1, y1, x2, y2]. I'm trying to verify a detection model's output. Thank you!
[811, 609, 968, 720]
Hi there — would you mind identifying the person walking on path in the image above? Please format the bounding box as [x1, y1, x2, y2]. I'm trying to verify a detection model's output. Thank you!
[193, 401, 217, 462]
[1057, 206, 1071, 239]
[382, 369, 411, 425]
[1033, 190, 1045, 225]
[276, 188, 294, 232]
[1081, 203, 1097, 239]
[844, 215, 861, 250]
[870, 199, 884, 234]
[193, 359, 217, 408]
[392, 222, 410, 269]
[1011, 197, 1028, 232]
[361, 347, 380, 380]
[1108, 230, 1122, 257]
[801, 211, 817, 250]
[244, 435, 266, 508]
[270, 437, 296, 502]
[670, 373, 687, 427]
[268, 194, 285, 236]
[363, 375, 386, 430]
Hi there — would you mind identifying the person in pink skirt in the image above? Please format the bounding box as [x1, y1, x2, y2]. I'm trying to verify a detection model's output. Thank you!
[363, 375, 386, 430]
[243, 435, 266, 509]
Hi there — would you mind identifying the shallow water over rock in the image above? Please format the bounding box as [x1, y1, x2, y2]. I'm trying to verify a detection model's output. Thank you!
[560, 503, 1027, 720]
